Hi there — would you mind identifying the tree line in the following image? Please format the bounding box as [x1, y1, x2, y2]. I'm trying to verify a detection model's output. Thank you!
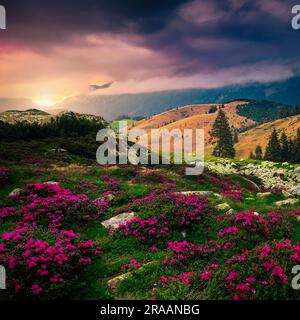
[0, 112, 107, 140]
[250, 128, 300, 164]
[210, 108, 299, 164]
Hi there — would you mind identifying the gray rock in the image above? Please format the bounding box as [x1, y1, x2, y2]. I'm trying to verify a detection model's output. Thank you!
[215, 203, 231, 211]
[101, 212, 135, 229]
[8, 188, 22, 198]
[44, 181, 59, 185]
[107, 272, 132, 291]
[225, 209, 235, 215]
[175, 191, 214, 197]
[274, 198, 299, 207]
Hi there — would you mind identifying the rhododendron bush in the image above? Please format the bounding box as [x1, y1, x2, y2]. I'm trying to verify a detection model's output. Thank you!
[207, 240, 300, 300]
[216, 211, 294, 249]
[10, 183, 108, 227]
[118, 192, 211, 243]
[151, 238, 300, 300]
[0, 227, 100, 298]
[0, 183, 103, 298]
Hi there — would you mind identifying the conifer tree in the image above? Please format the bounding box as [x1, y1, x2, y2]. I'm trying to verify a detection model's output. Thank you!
[280, 131, 289, 162]
[255, 145, 263, 160]
[265, 128, 281, 162]
[211, 109, 235, 158]
[249, 152, 255, 160]
[291, 128, 300, 163]
[233, 128, 239, 144]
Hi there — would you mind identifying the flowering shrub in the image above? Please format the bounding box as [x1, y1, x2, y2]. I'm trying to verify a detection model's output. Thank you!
[216, 211, 294, 249]
[162, 240, 232, 267]
[207, 240, 300, 300]
[0, 167, 10, 186]
[119, 192, 210, 243]
[152, 264, 220, 300]
[9, 183, 108, 229]
[199, 173, 256, 193]
[10, 183, 73, 204]
[221, 190, 244, 201]
[74, 180, 98, 193]
[0, 226, 101, 298]
[101, 175, 121, 192]
[121, 259, 142, 272]
[0, 207, 15, 221]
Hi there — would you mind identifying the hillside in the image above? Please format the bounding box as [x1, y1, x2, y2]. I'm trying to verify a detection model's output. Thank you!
[55, 77, 300, 120]
[130, 100, 299, 158]
[0, 109, 51, 124]
[131, 100, 255, 147]
[234, 114, 300, 159]
[0, 109, 105, 125]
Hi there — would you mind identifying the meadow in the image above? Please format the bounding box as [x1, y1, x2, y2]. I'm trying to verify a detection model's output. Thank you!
[0, 138, 300, 300]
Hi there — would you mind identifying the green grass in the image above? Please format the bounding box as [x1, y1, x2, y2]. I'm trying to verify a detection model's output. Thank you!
[0, 139, 300, 300]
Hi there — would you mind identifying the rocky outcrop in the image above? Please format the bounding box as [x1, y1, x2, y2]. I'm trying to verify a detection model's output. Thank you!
[274, 198, 299, 207]
[205, 160, 300, 196]
[101, 212, 135, 229]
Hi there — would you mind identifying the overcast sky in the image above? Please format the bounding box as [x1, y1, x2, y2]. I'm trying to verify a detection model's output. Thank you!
[0, 0, 299, 104]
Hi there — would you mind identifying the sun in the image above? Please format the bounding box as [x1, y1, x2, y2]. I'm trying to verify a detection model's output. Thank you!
[33, 96, 65, 107]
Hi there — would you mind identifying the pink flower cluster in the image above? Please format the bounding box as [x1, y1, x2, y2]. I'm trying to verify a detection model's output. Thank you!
[101, 175, 121, 191]
[9, 183, 108, 229]
[0, 206, 15, 221]
[162, 240, 232, 267]
[0, 226, 100, 297]
[121, 259, 142, 271]
[217, 211, 292, 243]
[119, 192, 210, 243]
[223, 239, 300, 300]
[0, 182, 103, 298]
[221, 190, 244, 201]
[199, 173, 255, 193]
[74, 180, 98, 193]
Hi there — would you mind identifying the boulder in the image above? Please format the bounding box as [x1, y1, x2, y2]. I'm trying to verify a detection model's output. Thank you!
[101, 212, 135, 229]
[176, 191, 214, 197]
[107, 272, 132, 291]
[44, 181, 59, 185]
[225, 209, 234, 215]
[215, 203, 231, 211]
[274, 198, 299, 207]
[8, 188, 22, 198]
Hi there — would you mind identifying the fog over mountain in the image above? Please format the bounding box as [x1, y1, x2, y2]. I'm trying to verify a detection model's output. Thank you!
[1, 77, 300, 121]
[58, 77, 300, 121]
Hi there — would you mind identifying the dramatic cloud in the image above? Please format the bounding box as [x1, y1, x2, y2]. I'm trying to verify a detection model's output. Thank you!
[0, 0, 299, 99]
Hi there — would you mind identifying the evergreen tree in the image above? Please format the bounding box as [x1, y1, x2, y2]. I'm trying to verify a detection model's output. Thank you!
[233, 128, 239, 144]
[280, 131, 289, 162]
[265, 128, 281, 162]
[249, 152, 255, 160]
[255, 145, 263, 160]
[291, 128, 300, 163]
[211, 109, 235, 158]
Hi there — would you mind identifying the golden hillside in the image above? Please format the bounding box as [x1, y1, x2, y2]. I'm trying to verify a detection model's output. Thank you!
[234, 114, 300, 159]
[131, 101, 254, 143]
[130, 101, 299, 159]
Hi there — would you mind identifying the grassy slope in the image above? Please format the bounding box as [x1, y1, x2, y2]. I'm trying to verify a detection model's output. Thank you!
[0, 139, 299, 300]
[234, 114, 300, 159]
